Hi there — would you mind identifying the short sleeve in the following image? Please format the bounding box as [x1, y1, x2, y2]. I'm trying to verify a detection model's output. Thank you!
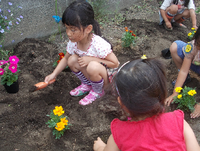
[188, 0, 195, 10]
[91, 35, 112, 58]
[66, 40, 76, 55]
[183, 41, 197, 60]
[160, 0, 173, 10]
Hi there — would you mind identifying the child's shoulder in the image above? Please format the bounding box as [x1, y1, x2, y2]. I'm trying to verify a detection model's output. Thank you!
[91, 34, 111, 49]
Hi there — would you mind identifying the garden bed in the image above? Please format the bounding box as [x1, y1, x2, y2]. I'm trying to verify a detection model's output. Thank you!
[1, 0, 200, 150]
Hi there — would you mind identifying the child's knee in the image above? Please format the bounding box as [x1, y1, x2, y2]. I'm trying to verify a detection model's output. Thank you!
[68, 54, 78, 67]
[170, 42, 178, 54]
[167, 4, 178, 14]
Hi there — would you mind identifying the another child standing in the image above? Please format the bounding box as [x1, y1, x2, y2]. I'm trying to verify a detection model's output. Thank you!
[93, 58, 200, 151]
[45, 0, 119, 105]
[166, 26, 200, 118]
[159, 0, 197, 30]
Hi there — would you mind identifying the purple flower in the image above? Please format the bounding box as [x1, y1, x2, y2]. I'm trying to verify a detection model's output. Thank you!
[0, 9, 2, 12]
[12, 40, 15, 43]
[0, 45, 2, 47]
[9, 56, 19, 64]
[9, 21, 12, 25]
[20, 16, 23, 19]
[8, 64, 17, 73]
[16, 22, 19, 25]
[4, 16, 7, 19]
[16, 18, 21, 22]
[7, 9, 11, 13]
[0, 68, 4, 75]
[0, 29, 4, 33]
[7, 26, 10, 30]
[18, 6, 22, 9]
[8, 2, 12, 5]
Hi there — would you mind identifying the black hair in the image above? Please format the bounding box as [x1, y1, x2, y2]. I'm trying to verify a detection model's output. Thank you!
[114, 58, 167, 118]
[62, 0, 101, 36]
[173, 0, 189, 7]
[194, 26, 200, 46]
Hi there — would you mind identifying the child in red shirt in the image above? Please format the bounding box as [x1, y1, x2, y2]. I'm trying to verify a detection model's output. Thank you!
[93, 58, 200, 151]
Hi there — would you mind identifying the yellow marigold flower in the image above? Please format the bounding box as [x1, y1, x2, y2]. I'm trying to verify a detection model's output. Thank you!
[125, 29, 128, 32]
[188, 32, 192, 36]
[141, 55, 147, 59]
[194, 31, 196, 33]
[60, 117, 68, 126]
[55, 122, 65, 131]
[53, 106, 64, 116]
[191, 27, 195, 30]
[175, 87, 182, 93]
[177, 94, 182, 99]
[185, 44, 192, 53]
[188, 90, 197, 96]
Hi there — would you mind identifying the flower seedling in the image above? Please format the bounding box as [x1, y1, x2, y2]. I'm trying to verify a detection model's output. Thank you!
[188, 28, 196, 40]
[53, 52, 68, 68]
[0, 51, 20, 86]
[121, 27, 137, 48]
[173, 86, 197, 112]
[46, 106, 71, 139]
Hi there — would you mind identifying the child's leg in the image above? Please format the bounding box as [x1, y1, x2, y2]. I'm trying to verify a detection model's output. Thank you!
[165, 5, 178, 22]
[79, 61, 108, 105]
[170, 40, 186, 69]
[174, 9, 190, 23]
[68, 54, 92, 96]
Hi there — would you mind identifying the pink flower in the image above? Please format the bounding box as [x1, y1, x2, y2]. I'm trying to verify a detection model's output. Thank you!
[8, 64, 17, 73]
[0, 68, 4, 75]
[0, 60, 8, 66]
[9, 56, 19, 64]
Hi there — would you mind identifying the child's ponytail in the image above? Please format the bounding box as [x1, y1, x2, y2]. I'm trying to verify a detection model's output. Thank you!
[93, 20, 102, 37]
[173, 0, 189, 7]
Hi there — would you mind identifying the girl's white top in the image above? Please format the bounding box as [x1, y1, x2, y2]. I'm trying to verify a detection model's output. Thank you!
[160, 0, 195, 12]
[67, 34, 112, 58]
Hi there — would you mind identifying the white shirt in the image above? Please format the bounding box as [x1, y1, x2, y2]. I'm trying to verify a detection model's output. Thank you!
[160, 0, 195, 11]
[67, 34, 112, 58]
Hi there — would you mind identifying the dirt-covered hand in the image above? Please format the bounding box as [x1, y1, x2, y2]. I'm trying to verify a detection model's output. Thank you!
[78, 56, 90, 67]
[44, 73, 56, 83]
[93, 137, 106, 151]
[165, 21, 172, 29]
[190, 103, 200, 118]
[165, 93, 177, 106]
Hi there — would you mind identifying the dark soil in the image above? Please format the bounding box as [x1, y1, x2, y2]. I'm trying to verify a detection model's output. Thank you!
[1, 0, 200, 150]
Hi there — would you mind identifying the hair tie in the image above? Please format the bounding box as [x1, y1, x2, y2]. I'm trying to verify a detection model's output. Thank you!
[141, 54, 147, 59]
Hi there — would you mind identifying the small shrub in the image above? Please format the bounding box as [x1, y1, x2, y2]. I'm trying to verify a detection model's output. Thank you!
[121, 27, 137, 48]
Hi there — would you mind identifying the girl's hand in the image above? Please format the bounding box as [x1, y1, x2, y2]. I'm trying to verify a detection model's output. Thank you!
[78, 56, 90, 67]
[44, 73, 56, 83]
[193, 25, 198, 31]
[93, 137, 106, 151]
[165, 93, 177, 106]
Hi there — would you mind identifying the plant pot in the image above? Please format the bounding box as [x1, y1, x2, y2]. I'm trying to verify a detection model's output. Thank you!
[4, 80, 19, 93]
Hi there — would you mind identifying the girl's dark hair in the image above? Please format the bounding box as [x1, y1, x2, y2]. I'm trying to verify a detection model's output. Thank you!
[173, 0, 189, 7]
[114, 58, 167, 118]
[194, 26, 200, 46]
[62, 0, 101, 36]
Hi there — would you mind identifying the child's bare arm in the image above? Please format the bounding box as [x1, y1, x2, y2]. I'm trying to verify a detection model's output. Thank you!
[93, 135, 120, 151]
[45, 52, 70, 83]
[189, 9, 198, 30]
[184, 120, 200, 151]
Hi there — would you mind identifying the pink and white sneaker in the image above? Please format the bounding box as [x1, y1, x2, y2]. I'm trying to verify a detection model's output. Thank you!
[79, 89, 104, 105]
[70, 83, 92, 96]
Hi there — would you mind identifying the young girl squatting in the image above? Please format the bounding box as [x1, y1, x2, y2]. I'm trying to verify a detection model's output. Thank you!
[45, 0, 119, 105]
[166, 26, 200, 118]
